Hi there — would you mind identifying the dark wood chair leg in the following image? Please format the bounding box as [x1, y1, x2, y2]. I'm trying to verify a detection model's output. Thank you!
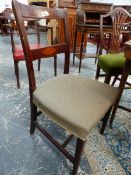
[109, 105, 118, 128]
[95, 34, 100, 64]
[14, 60, 20, 89]
[109, 60, 131, 127]
[79, 58, 82, 73]
[111, 75, 118, 86]
[104, 74, 112, 84]
[72, 138, 85, 175]
[79, 31, 85, 73]
[100, 107, 112, 134]
[54, 55, 57, 76]
[38, 59, 41, 71]
[30, 103, 37, 134]
[95, 64, 100, 80]
[73, 30, 77, 65]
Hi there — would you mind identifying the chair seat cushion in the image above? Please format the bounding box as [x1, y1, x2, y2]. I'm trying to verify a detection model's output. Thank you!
[33, 75, 119, 140]
[14, 49, 25, 60]
[98, 53, 126, 74]
[14, 44, 45, 60]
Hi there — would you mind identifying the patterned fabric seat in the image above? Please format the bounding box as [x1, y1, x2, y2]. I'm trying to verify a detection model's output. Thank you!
[33, 74, 119, 140]
[98, 53, 125, 74]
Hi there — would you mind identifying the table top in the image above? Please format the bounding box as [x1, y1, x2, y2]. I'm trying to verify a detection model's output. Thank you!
[0, 16, 6, 19]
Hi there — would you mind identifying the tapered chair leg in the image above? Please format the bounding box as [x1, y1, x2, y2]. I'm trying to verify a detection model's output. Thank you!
[95, 64, 100, 80]
[73, 30, 77, 65]
[104, 74, 112, 84]
[109, 106, 118, 128]
[109, 60, 131, 127]
[30, 103, 38, 134]
[54, 55, 57, 76]
[95, 34, 100, 64]
[79, 31, 85, 73]
[111, 75, 118, 86]
[100, 107, 112, 134]
[72, 138, 85, 175]
[14, 60, 20, 89]
[38, 59, 41, 71]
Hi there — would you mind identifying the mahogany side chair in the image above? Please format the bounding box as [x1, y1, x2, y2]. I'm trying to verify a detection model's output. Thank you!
[96, 8, 131, 83]
[12, 0, 120, 174]
[95, 7, 131, 126]
[4, 9, 57, 89]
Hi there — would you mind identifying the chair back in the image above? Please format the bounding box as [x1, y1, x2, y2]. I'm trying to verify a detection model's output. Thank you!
[100, 7, 131, 54]
[3, 9, 15, 21]
[12, 0, 70, 95]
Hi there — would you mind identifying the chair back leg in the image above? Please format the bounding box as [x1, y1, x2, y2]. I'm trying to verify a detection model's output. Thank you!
[104, 73, 111, 84]
[72, 138, 85, 175]
[95, 64, 100, 80]
[14, 60, 20, 89]
[54, 55, 57, 76]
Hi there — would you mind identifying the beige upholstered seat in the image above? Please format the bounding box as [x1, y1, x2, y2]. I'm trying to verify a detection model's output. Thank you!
[33, 74, 119, 140]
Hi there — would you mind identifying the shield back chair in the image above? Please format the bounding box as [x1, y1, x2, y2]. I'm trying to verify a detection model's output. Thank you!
[12, 0, 120, 174]
[95, 7, 131, 84]
[95, 7, 131, 126]
[4, 10, 57, 89]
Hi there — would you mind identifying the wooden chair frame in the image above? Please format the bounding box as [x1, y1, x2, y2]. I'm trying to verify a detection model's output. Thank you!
[4, 9, 57, 88]
[95, 7, 131, 126]
[96, 7, 131, 83]
[12, 1, 84, 174]
[12, 0, 115, 174]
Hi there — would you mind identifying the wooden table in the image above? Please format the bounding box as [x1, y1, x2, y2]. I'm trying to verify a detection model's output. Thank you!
[73, 23, 113, 61]
[0, 15, 9, 34]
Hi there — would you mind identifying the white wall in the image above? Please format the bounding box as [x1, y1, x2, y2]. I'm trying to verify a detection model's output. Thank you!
[113, 0, 131, 5]
[91, 0, 131, 5]
[0, 0, 28, 13]
[1, 0, 131, 12]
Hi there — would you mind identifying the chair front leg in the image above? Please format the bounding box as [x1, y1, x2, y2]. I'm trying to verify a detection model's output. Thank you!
[72, 138, 85, 175]
[95, 64, 100, 80]
[38, 59, 41, 71]
[30, 103, 38, 134]
[79, 31, 85, 73]
[14, 60, 20, 89]
[54, 55, 57, 76]
[100, 107, 112, 134]
[104, 73, 112, 84]
[73, 30, 77, 65]
[111, 75, 118, 86]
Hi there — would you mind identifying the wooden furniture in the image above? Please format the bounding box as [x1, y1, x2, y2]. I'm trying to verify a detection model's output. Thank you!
[73, 21, 113, 72]
[58, 0, 76, 7]
[77, 0, 112, 23]
[0, 8, 13, 34]
[94, 7, 131, 126]
[0, 15, 7, 34]
[110, 40, 131, 126]
[95, 7, 131, 83]
[58, 0, 77, 51]
[4, 8, 56, 89]
[114, 5, 131, 44]
[28, 0, 54, 7]
[114, 5, 131, 13]
[13, 0, 119, 174]
[4, 9, 42, 88]
[73, 0, 113, 72]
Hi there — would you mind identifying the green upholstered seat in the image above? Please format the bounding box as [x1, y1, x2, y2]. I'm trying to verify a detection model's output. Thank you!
[98, 53, 126, 75]
[33, 74, 119, 141]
